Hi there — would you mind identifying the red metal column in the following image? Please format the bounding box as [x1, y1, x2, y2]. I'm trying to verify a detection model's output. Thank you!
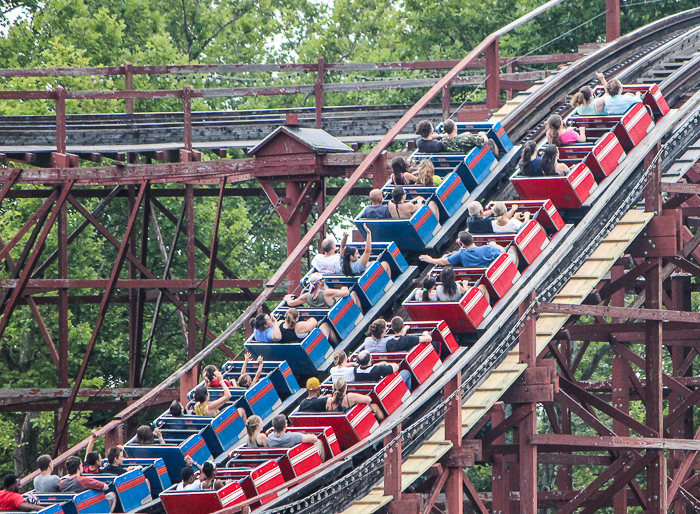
[606, 0, 621, 42]
[519, 292, 537, 514]
[485, 38, 501, 111]
[55, 86, 66, 155]
[444, 373, 462, 514]
[372, 152, 389, 189]
[384, 424, 402, 505]
[315, 56, 325, 129]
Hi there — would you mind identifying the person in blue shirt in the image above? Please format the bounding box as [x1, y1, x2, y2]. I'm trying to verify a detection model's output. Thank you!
[594, 77, 643, 115]
[419, 231, 518, 268]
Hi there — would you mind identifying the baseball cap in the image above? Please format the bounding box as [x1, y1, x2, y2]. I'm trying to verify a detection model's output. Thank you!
[306, 377, 320, 390]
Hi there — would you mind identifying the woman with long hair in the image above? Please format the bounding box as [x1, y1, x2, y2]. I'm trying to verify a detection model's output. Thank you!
[326, 377, 384, 421]
[571, 86, 599, 115]
[412, 276, 437, 301]
[491, 201, 530, 233]
[540, 144, 570, 176]
[546, 114, 586, 146]
[193, 369, 232, 417]
[435, 266, 468, 302]
[415, 160, 441, 186]
[278, 308, 317, 343]
[390, 156, 417, 185]
[244, 415, 268, 448]
[329, 349, 357, 383]
[519, 141, 542, 177]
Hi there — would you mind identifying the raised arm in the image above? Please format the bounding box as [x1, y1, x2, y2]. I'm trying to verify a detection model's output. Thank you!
[360, 224, 372, 267]
[339, 231, 349, 259]
[250, 356, 264, 387]
[85, 429, 99, 457]
[595, 72, 608, 89]
[208, 371, 232, 413]
[576, 126, 586, 142]
[505, 203, 518, 220]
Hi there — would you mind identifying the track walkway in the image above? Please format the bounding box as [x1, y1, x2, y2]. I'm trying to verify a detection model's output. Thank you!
[341, 208, 653, 514]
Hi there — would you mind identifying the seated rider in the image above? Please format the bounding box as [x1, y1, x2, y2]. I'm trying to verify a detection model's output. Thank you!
[466, 201, 494, 234]
[420, 230, 519, 268]
[354, 349, 412, 390]
[298, 378, 330, 413]
[415, 120, 444, 153]
[441, 119, 499, 158]
[546, 115, 586, 146]
[363, 317, 434, 353]
[491, 202, 530, 233]
[358, 190, 390, 219]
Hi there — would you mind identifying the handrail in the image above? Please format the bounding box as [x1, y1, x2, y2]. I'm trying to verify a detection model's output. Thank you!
[18, 0, 567, 488]
[0, 54, 577, 80]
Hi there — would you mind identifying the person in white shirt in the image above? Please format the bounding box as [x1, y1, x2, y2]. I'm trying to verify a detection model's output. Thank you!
[176, 459, 202, 491]
[491, 202, 530, 233]
[311, 234, 345, 275]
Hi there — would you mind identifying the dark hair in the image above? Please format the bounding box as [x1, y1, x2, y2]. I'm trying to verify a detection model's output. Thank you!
[420, 277, 436, 301]
[368, 319, 386, 340]
[250, 313, 268, 332]
[204, 365, 217, 384]
[202, 461, 216, 479]
[391, 186, 404, 207]
[390, 316, 404, 333]
[181, 467, 195, 483]
[443, 119, 456, 134]
[458, 231, 473, 247]
[341, 246, 358, 277]
[541, 144, 558, 176]
[272, 414, 287, 433]
[3, 475, 17, 490]
[170, 400, 183, 417]
[520, 141, 537, 177]
[357, 350, 371, 366]
[37, 455, 52, 472]
[391, 156, 408, 185]
[86, 452, 100, 467]
[65, 457, 81, 475]
[107, 446, 122, 464]
[440, 266, 458, 298]
[606, 79, 622, 96]
[194, 385, 208, 404]
[571, 86, 592, 108]
[416, 120, 433, 138]
[136, 425, 155, 445]
[546, 115, 563, 147]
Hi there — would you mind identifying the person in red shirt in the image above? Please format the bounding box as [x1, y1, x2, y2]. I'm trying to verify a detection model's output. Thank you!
[83, 430, 101, 475]
[60, 457, 116, 513]
[0, 475, 42, 512]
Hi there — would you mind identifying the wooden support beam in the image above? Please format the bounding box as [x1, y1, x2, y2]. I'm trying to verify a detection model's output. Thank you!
[536, 302, 700, 323]
[531, 434, 700, 452]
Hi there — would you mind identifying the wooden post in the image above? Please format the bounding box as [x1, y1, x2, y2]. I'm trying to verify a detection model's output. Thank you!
[384, 424, 402, 501]
[55, 86, 67, 155]
[442, 83, 451, 120]
[315, 56, 325, 129]
[444, 374, 462, 514]
[182, 84, 193, 162]
[485, 38, 501, 110]
[518, 291, 537, 514]
[606, 0, 621, 42]
[124, 61, 134, 115]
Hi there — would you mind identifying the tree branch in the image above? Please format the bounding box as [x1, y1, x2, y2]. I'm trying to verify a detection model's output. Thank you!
[191, 0, 257, 60]
[181, 0, 193, 58]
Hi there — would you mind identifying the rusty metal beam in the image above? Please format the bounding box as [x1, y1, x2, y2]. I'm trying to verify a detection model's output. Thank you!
[200, 177, 226, 350]
[0, 387, 179, 406]
[54, 181, 148, 454]
[0, 189, 59, 264]
[0, 183, 73, 342]
[537, 302, 700, 323]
